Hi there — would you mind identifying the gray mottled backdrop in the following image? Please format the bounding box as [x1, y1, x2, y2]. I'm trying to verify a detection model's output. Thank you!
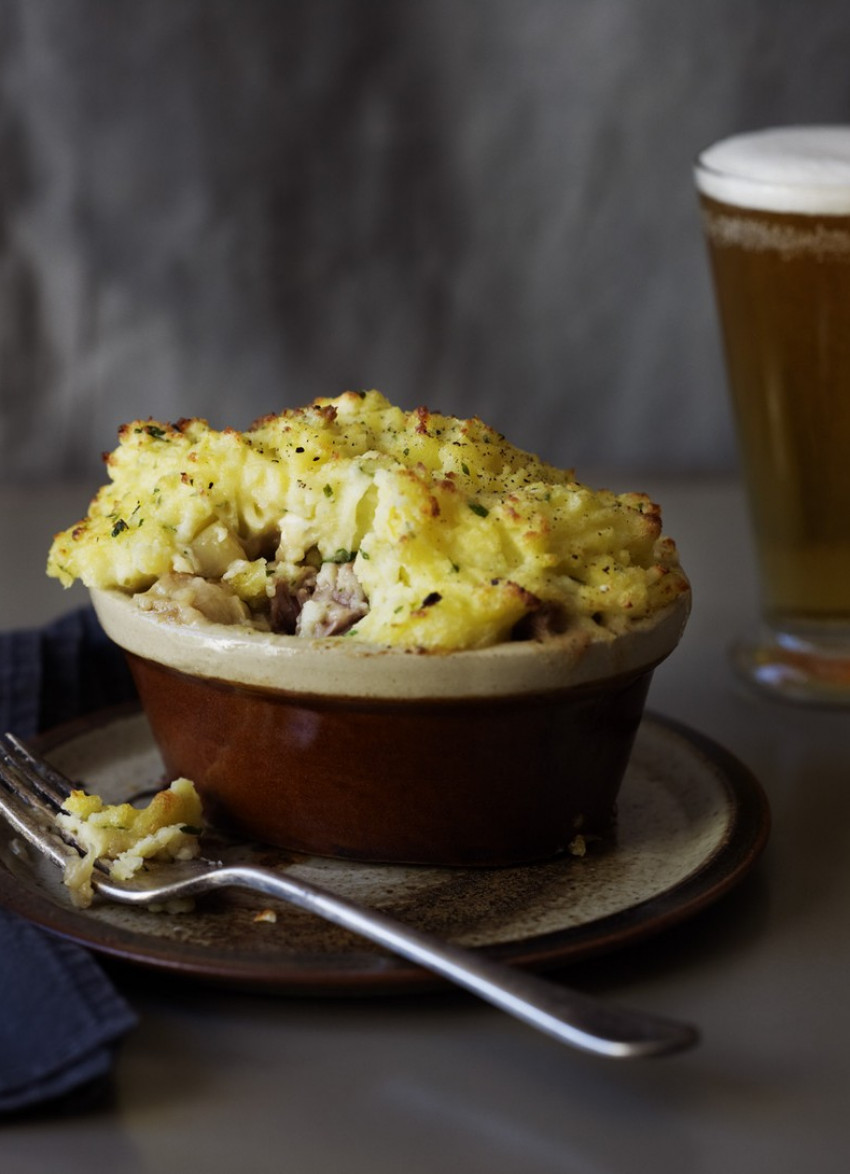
[2, 0, 850, 482]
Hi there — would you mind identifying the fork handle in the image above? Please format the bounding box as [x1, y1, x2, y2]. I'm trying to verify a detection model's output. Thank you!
[181, 863, 698, 1058]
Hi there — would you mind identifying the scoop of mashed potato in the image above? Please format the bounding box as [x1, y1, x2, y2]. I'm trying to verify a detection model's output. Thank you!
[56, 778, 203, 908]
[47, 391, 688, 651]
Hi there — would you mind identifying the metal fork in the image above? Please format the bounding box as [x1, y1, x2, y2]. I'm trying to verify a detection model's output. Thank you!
[0, 731, 698, 1059]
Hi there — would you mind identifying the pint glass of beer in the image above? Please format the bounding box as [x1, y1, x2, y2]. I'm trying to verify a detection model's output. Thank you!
[695, 126, 850, 703]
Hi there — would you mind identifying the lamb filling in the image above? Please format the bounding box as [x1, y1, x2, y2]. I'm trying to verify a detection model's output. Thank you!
[271, 561, 369, 637]
[135, 555, 566, 641]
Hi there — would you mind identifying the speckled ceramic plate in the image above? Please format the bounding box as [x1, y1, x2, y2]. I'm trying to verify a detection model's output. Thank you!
[0, 706, 769, 994]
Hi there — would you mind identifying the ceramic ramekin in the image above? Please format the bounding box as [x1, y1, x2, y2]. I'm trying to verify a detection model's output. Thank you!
[91, 586, 690, 867]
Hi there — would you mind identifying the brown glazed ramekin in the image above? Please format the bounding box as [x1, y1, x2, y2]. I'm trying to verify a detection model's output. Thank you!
[90, 587, 689, 867]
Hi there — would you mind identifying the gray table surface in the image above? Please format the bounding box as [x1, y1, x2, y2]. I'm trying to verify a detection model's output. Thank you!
[2, 477, 849, 1174]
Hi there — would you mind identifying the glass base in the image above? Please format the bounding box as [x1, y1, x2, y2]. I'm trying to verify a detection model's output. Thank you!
[732, 627, 850, 705]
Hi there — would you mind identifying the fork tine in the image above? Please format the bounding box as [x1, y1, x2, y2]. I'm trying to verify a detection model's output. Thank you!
[0, 756, 77, 870]
[0, 739, 66, 829]
[0, 733, 74, 809]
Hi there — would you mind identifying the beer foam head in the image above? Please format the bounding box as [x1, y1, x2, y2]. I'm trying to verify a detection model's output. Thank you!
[696, 126, 850, 214]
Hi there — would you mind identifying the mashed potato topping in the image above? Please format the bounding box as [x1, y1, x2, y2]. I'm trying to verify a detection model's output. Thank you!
[56, 778, 203, 908]
[47, 391, 688, 651]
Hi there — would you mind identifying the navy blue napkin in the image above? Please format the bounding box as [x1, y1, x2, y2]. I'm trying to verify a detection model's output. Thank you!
[0, 608, 139, 1115]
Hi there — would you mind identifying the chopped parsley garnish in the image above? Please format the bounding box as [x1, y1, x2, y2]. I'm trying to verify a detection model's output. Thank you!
[111, 519, 128, 537]
[468, 502, 489, 518]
